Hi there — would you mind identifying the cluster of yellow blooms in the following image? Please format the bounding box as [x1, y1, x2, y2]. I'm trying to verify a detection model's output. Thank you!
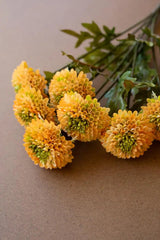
[13, 86, 55, 126]
[57, 92, 110, 141]
[49, 68, 95, 107]
[12, 61, 47, 96]
[12, 61, 160, 169]
[24, 119, 74, 169]
[101, 110, 154, 159]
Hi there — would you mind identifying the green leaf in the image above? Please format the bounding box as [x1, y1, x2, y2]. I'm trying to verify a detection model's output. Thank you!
[75, 31, 92, 48]
[104, 68, 156, 114]
[103, 26, 116, 36]
[120, 71, 136, 81]
[61, 51, 98, 74]
[142, 40, 153, 47]
[136, 81, 155, 88]
[61, 51, 76, 61]
[131, 89, 151, 111]
[61, 29, 80, 38]
[151, 33, 160, 40]
[119, 34, 154, 47]
[75, 65, 91, 74]
[151, 91, 158, 99]
[142, 27, 151, 36]
[82, 21, 102, 35]
[103, 25, 110, 34]
[156, 38, 160, 47]
[105, 84, 127, 115]
[84, 49, 107, 64]
[128, 34, 136, 40]
[119, 71, 136, 90]
[151, 33, 160, 47]
[44, 71, 54, 85]
[130, 49, 160, 111]
[142, 28, 160, 47]
[119, 71, 137, 102]
[123, 79, 135, 89]
[135, 38, 153, 47]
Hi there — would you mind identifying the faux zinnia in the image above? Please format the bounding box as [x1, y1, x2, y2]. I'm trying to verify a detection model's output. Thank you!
[12, 61, 47, 94]
[100, 110, 154, 159]
[141, 96, 160, 140]
[24, 119, 74, 169]
[49, 68, 95, 107]
[57, 92, 110, 141]
[13, 86, 55, 126]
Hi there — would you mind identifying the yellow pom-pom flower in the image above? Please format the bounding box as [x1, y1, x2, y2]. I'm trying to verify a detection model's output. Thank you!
[12, 61, 47, 94]
[141, 96, 160, 140]
[24, 119, 74, 169]
[100, 110, 154, 159]
[13, 87, 55, 126]
[49, 68, 95, 107]
[57, 92, 110, 142]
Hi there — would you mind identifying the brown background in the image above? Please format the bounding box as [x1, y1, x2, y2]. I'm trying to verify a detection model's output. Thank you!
[1, 0, 160, 239]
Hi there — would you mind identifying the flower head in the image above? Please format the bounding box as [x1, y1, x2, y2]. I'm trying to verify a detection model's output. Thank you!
[57, 92, 110, 142]
[13, 86, 55, 126]
[141, 96, 160, 140]
[12, 61, 47, 94]
[24, 119, 74, 169]
[100, 110, 154, 159]
[49, 68, 95, 107]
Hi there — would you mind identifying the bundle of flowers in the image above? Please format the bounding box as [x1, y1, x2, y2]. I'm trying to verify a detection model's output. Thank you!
[12, 6, 160, 169]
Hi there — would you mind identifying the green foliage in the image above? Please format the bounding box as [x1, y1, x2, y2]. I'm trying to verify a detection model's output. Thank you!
[105, 71, 137, 115]
[143, 27, 160, 47]
[61, 51, 99, 77]
[82, 21, 102, 35]
[60, 9, 160, 114]
[61, 51, 76, 61]
[44, 71, 54, 85]
[119, 33, 154, 47]
[105, 64, 157, 115]
[62, 22, 118, 55]
[131, 50, 159, 111]
[61, 29, 80, 38]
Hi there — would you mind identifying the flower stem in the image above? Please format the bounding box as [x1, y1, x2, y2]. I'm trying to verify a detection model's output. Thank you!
[96, 43, 137, 96]
[89, 17, 153, 82]
[151, 11, 160, 84]
[127, 44, 138, 109]
[97, 42, 145, 102]
[98, 58, 134, 101]
[54, 7, 159, 74]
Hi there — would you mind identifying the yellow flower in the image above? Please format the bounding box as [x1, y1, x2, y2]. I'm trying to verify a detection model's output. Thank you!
[13, 86, 55, 126]
[12, 61, 47, 95]
[100, 110, 154, 159]
[24, 119, 74, 169]
[49, 68, 95, 107]
[141, 96, 160, 140]
[57, 92, 110, 142]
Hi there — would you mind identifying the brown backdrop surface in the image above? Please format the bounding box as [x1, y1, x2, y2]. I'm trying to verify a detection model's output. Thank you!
[1, 0, 160, 239]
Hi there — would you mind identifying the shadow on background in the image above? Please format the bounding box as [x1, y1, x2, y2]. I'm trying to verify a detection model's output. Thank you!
[38, 140, 160, 180]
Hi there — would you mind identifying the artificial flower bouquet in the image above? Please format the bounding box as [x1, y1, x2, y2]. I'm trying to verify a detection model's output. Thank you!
[12, 5, 160, 169]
